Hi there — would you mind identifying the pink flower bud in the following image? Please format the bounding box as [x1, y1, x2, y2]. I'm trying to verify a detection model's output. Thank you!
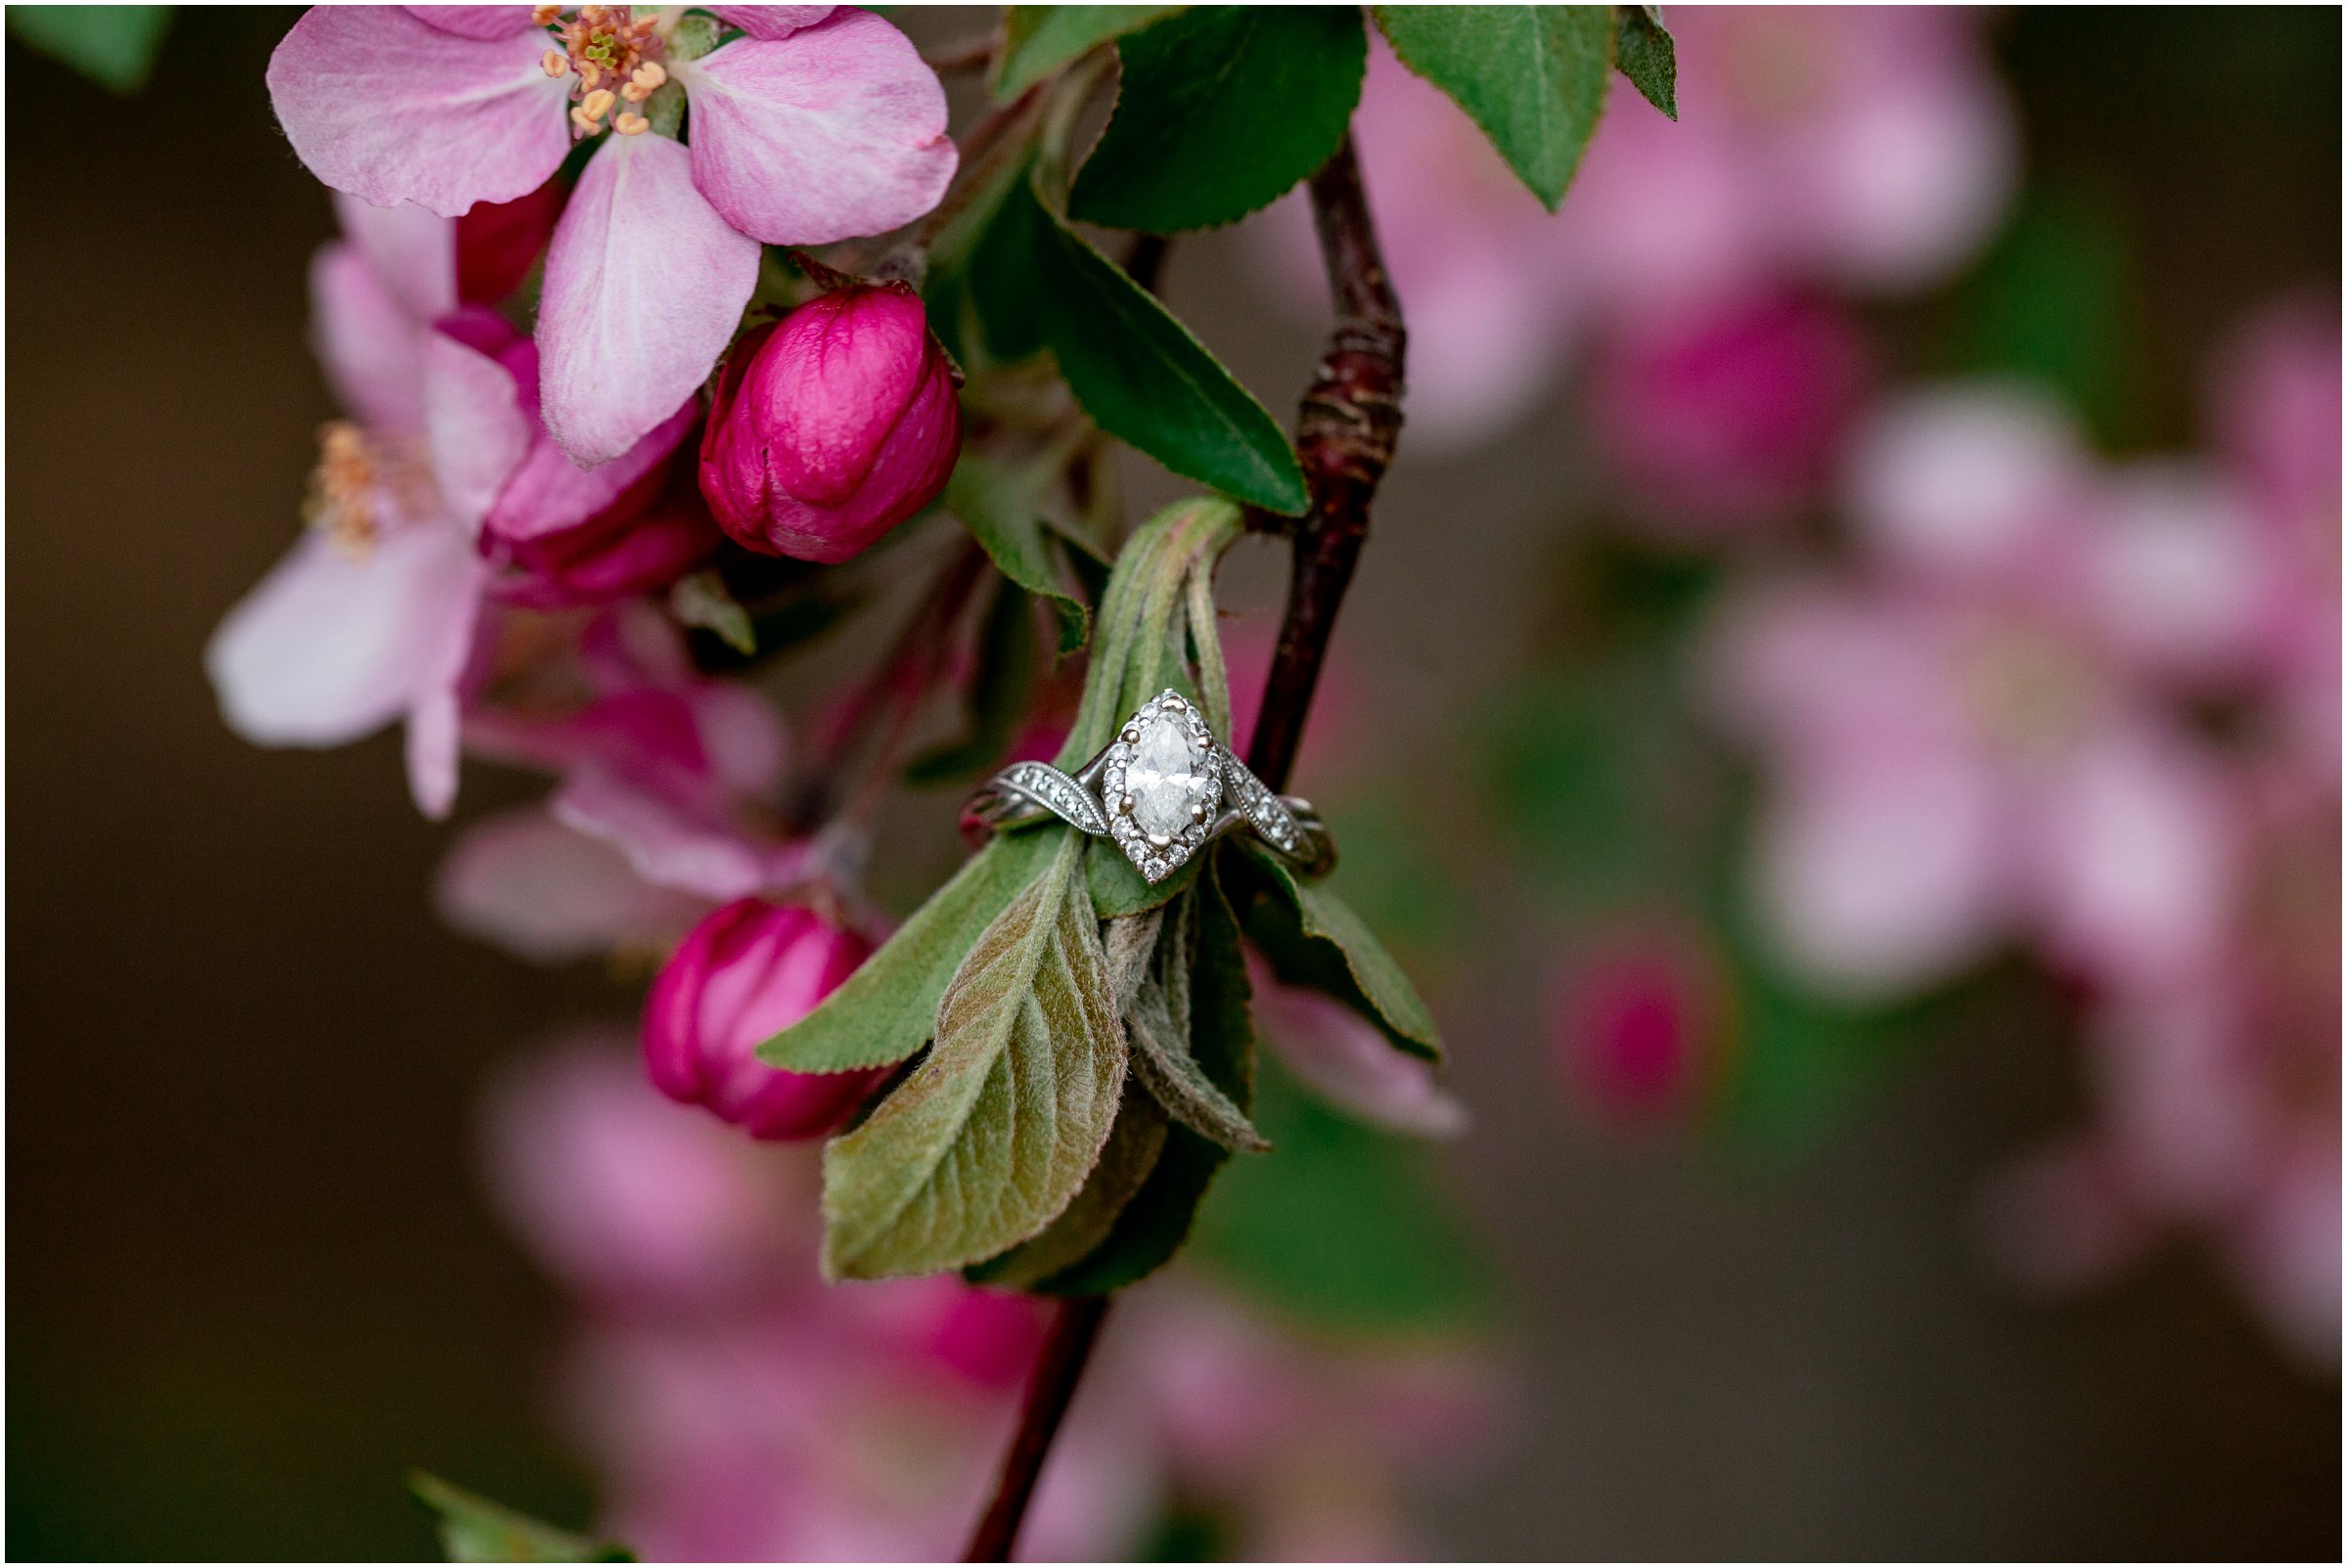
[644, 899, 885, 1140]
[699, 284, 962, 563]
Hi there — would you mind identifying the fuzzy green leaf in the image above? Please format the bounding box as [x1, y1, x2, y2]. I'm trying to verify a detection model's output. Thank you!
[967, 1081, 1170, 1287]
[822, 834, 1127, 1278]
[758, 830, 1055, 1073]
[1611, 4, 1677, 118]
[1191, 1059, 1498, 1337]
[9, 5, 170, 93]
[1371, 5, 1613, 210]
[946, 455, 1090, 654]
[1128, 893, 1266, 1150]
[411, 1476, 632, 1564]
[994, 5, 1186, 100]
[1032, 865, 1255, 1294]
[989, 179, 1308, 513]
[1068, 6, 1368, 233]
[1233, 843, 1443, 1061]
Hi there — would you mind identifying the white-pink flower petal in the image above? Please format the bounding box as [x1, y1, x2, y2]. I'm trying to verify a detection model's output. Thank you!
[205, 522, 484, 752]
[437, 807, 714, 962]
[679, 14, 955, 246]
[421, 329, 535, 535]
[310, 240, 429, 431]
[710, 6, 836, 39]
[537, 133, 760, 467]
[332, 190, 459, 322]
[268, 5, 571, 217]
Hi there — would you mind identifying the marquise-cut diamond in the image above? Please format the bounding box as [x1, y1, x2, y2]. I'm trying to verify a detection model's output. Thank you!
[1125, 715, 1212, 837]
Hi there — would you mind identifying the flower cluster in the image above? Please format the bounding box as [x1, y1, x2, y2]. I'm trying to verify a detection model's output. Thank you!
[214, 5, 969, 821]
[1708, 305, 2340, 1360]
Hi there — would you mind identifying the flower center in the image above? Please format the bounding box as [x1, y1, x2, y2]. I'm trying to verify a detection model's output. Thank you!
[539, 6, 669, 138]
[1965, 622, 2097, 762]
[303, 422, 429, 558]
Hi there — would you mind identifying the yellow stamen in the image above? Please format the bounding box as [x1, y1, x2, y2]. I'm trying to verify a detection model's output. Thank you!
[578, 59, 602, 91]
[619, 80, 649, 103]
[531, 4, 562, 24]
[580, 87, 615, 120]
[542, 48, 569, 77]
[613, 111, 650, 135]
[631, 61, 665, 91]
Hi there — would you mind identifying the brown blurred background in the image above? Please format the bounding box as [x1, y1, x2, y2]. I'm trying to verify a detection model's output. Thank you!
[9, 7, 2339, 1559]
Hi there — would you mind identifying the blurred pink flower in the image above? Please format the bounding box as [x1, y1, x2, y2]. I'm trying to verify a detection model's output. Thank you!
[1250, 11, 2014, 447]
[1979, 305, 2341, 1365]
[1708, 383, 2275, 999]
[463, 604, 806, 908]
[1551, 922, 1725, 1129]
[1588, 291, 1871, 538]
[268, 5, 954, 466]
[484, 1035, 1501, 1558]
[1986, 777, 2340, 1365]
[643, 897, 885, 1140]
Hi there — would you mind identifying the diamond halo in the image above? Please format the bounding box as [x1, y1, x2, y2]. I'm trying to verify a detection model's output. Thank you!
[1100, 690, 1224, 882]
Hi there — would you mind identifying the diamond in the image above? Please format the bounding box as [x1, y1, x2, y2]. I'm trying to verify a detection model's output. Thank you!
[1125, 713, 1212, 837]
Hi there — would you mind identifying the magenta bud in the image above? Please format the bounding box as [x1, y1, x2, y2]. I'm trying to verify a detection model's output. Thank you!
[644, 899, 885, 1140]
[457, 179, 566, 307]
[699, 283, 962, 563]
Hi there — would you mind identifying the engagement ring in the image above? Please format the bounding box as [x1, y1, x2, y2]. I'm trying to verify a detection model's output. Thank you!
[961, 690, 1335, 883]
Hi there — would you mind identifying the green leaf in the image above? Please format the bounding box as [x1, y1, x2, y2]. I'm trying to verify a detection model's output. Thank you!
[905, 578, 1038, 786]
[1611, 5, 1676, 119]
[967, 1082, 1170, 1287]
[994, 5, 1186, 100]
[1127, 892, 1267, 1151]
[666, 569, 755, 655]
[1371, 5, 1613, 210]
[1190, 1058, 1498, 1337]
[8, 5, 170, 93]
[758, 829, 1055, 1073]
[946, 455, 1091, 654]
[822, 833, 1127, 1278]
[1232, 843, 1443, 1061]
[1068, 6, 1368, 233]
[990, 178, 1308, 514]
[1032, 865, 1255, 1294]
[410, 1475, 632, 1564]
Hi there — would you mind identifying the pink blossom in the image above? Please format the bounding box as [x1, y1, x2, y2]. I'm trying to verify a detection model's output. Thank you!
[207, 214, 505, 818]
[458, 605, 807, 914]
[267, 6, 955, 467]
[210, 190, 711, 816]
[1985, 776, 2340, 1365]
[700, 285, 963, 562]
[1551, 923, 1724, 1129]
[1707, 384, 2263, 999]
[1587, 291, 1871, 538]
[644, 897, 885, 1140]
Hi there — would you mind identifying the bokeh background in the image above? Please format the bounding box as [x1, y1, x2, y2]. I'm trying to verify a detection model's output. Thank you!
[9, 5, 2340, 1560]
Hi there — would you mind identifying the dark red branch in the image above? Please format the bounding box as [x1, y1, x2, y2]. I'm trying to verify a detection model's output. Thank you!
[1244, 134, 1406, 792]
[958, 133, 1405, 1564]
[960, 1294, 1110, 1562]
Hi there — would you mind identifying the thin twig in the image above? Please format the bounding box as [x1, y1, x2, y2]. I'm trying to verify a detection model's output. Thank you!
[956, 132, 1408, 1561]
[961, 1295, 1110, 1562]
[1245, 133, 1406, 792]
